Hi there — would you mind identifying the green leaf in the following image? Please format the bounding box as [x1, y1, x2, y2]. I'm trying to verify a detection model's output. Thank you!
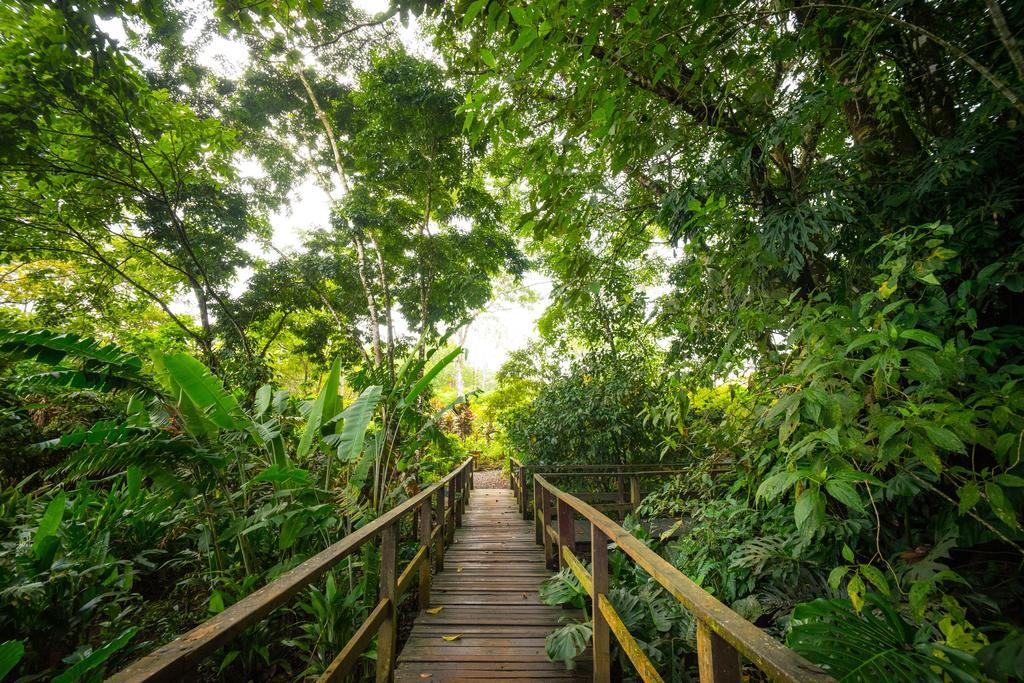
[0, 641, 24, 681]
[957, 481, 980, 515]
[899, 329, 942, 350]
[253, 384, 273, 419]
[828, 565, 849, 590]
[858, 564, 891, 596]
[794, 488, 824, 534]
[462, 0, 487, 27]
[545, 621, 592, 670]
[297, 356, 342, 459]
[755, 470, 800, 503]
[825, 479, 864, 511]
[841, 544, 855, 563]
[847, 573, 865, 612]
[994, 473, 1024, 487]
[335, 385, 382, 464]
[479, 48, 496, 69]
[161, 353, 246, 433]
[921, 424, 966, 453]
[986, 482, 1020, 529]
[33, 492, 65, 559]
[52, 627, 139, 683]
[209, 590, 225, 614]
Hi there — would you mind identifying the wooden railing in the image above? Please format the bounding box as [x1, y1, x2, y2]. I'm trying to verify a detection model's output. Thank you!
[109, 458, 475, 683]
[532, 473, 834, 683]
[509, 456, 702, 521]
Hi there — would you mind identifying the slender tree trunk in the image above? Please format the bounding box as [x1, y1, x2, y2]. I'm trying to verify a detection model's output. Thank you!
[297, 67, 383, 367]
[370, 234, 396, 381]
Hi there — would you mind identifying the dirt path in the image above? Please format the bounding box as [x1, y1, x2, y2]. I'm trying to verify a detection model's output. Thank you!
[472, 468, 508, 489]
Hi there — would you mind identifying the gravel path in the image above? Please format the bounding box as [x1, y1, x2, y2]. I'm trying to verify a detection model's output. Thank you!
[473, 469, 508, 489]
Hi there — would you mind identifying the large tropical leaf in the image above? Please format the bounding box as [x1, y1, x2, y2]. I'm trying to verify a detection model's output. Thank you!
[0, 329, 142, 372]
[52, 627, 138, 683]
[0, 640, 24, 681]
[160, 353, 247, 433]
[297, 356, 342, 459]
[335, 385, 382, 464]
[787, 594, 979, 682]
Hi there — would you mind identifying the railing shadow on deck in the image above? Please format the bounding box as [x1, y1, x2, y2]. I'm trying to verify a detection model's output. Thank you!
[108, 458, 474, 683]
[512, 457, 835, 683]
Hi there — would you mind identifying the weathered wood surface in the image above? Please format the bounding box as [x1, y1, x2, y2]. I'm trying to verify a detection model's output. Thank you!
[395, 489, 589, 682]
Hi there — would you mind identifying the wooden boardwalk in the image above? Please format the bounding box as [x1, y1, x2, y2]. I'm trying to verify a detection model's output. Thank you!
[395, 487, 591, 681]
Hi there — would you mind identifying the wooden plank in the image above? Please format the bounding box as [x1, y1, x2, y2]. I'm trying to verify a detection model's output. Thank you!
[418, 499, 431, 611]
[697, 619, 742, 683]
[557, 498, 574, 572]
[592, 526, 611, 683]
[316, 597, 390, 683]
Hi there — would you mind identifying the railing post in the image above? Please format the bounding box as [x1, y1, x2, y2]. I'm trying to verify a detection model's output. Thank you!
[629, 475, 641, 511]
[376, 523, 398, 683]
[434, 487, 445, 572]
[469, 458, 474, 490]
[557, 498, 574, 571]
[616, 473, 626, 521]
[418, 499, 431, 612]
[519, 464, 528, 519]
[533, 478, 543, 545]
[592, 526, 611, 683]
[697, 620, 742, 683]
[454, 471, 464, 527]
[541, 486, 555, 568]
[446, 477, 456, 544]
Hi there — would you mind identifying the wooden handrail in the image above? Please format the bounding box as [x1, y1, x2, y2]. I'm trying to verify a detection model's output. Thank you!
[109, 458, 474, 683]
[509, 455, 720, 522]
[532, 473, 834, 683]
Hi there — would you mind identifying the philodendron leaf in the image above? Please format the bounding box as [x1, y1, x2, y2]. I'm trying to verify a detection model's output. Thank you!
[545, 621, 592, 670]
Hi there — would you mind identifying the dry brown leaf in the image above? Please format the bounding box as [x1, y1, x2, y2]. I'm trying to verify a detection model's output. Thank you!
[425, 606, 444, 614]
[522, 592, 528, 599]
[441, 634, 461, 641]
[419, 674, 431, 679]
[456, 566, 463, 572]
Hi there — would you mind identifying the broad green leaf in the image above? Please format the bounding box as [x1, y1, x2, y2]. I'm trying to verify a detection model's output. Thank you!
[52, 627, 139, 683]
[0, 641, 24, 681]
[33, 492, 65, 559]
[825, 479, 863, 511]
[253, 383, 273, 418]
[921, 424, 965, 453]
[336, 385, 382, 463]
[161, 353, 245, 433]
[755, 470, 800, 503]
[858, 564, 891, 596]
[794, 488, 824, 534]
[899, 329, 942, 350]
[297, 356, 342, 459]
[986, 482, 1019, 529]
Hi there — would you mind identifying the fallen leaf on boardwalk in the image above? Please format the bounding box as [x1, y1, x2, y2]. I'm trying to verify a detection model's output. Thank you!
[425, 606, 444, 614]
[522, 592, 528, 599]
[441, 634, 461, 641]
[419, 674, 431, 679]
[456, 566, 463, 572]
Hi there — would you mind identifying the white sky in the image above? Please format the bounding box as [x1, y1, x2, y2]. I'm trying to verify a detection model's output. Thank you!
[98, 1, 548, 373]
